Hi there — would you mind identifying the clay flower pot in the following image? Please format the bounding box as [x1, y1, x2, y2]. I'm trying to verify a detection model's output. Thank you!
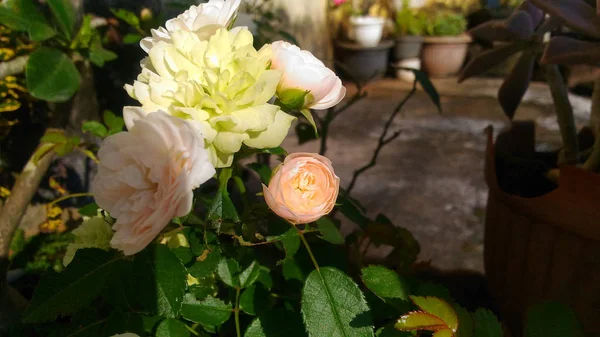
[484, 123, 600, 336]
[350, 16, 386, 47]
[421, 34, 471, 77]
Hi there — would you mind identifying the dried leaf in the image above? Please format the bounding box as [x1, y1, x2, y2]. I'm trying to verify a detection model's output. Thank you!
[529, 0, 600, 38]
[498, 51, 535, 120]
[459, 42, 524, 83]
[542, 36, 600, 65]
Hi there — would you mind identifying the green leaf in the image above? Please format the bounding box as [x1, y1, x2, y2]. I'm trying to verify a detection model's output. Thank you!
[29, 21, 57, 41]
[316, 216, 344, 244]
[240, 260, 261, 289]
[266, 227, 300, 265]
[217, 257, 240, 288]
[395, 312, 446, 331]
[26, 48, 80, 102]
[247, 163, 272, 184]
[156, 318, 190, 337]
[82, 121, 108, 138]
[410, 296, 458, 332]
[0, 6, 29, 31]
[70, 14, 93, 49]
[244, 309, 307, 337]
[188, 247, 221, 279]
[78, 202, 99, 217]
[181, 293, 232, 327]
[414, 282, 452, 303]
[47, 0, 76, 40]
[32, 143, 56, 165]
[282, 259, 305, 282]
[525, 301, 584, 337]
[300, 108, 319, 137]
[302, 267, 374, 337]
[55, 135, 80, 156]
[133, 244, 187, 318]
[454, 304, 473, 337]
[103, 110, 125, 134]
[123, 33, 143, 44]
[240, 284, 270, 315]
[399, 68, 441, 113]
[111, 8, 141, 29]
[207, 168, 240, 229]
[41, 131, 67, 144]
[337, 192, 370, 229]
[295, 122, 318, 145]
[472, 309, 502, 337]
[376, 325, 412, 337]
[23, 249, 122, 323]
[89, 44, 118, 67]
[361, 266, 409, 301]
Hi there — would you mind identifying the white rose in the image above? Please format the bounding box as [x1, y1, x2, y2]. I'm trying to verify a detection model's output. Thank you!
[140, 0, 241, 52]
[92, 111, 215, 255]
[270, 41, 346, 110]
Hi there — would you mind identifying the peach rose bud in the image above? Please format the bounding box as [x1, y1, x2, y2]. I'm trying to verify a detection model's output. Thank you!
[263, 153, 340, 224]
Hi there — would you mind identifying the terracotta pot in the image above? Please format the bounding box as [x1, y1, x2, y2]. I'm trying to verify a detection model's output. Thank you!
[484, 124, 600, 336]
[421, 34, 471, 78]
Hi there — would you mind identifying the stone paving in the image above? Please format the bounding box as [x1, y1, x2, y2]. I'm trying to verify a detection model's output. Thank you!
[281, 77, 591, 273]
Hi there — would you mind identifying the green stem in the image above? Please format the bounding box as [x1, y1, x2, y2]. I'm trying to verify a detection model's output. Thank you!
[235, 287, 242, 337]
[48, 192, 94, 207]
[544, 65, 579, 166]
[296, 227, 320, 271]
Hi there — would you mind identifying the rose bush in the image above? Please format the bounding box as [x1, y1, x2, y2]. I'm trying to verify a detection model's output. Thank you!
[13, 2, 561, 337]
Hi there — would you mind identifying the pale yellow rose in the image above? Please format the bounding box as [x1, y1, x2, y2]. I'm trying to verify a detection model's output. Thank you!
[263, 153, 340, 224]
[140, 0, 242, 52]
[92, 111, 215, 255]
[126, 28, 295, 168]
[270, 41, 346, 110]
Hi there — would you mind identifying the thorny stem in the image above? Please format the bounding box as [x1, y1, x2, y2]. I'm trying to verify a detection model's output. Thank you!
[346, 81, 417, 196]
[235, 287, 242, 337]
[544, 65, 579, 166]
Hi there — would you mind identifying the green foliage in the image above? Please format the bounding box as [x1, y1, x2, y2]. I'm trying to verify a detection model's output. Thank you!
[361, 266, 409, 302]
[396, 6, 427, 36]
[316, 217, 344, 245]
[472, 308, 502, 337]
[156, 318, 191, 337]
[423, 11, 467, 36]
[78, 202, 99, 217]
[26, 47, 80, 102]
[302, 267, 375, 337]
[244, 309, 307, 337]
[46, 0, 76, 40]
[82, 121, 109, 138]
[181, 294, 232, 327]
[207, 168, 240, 229]
[133, 244, 187, 318]
[23, 249, 123, 323]
[103, 110, 125, 135]
[525, 301, 584, 337]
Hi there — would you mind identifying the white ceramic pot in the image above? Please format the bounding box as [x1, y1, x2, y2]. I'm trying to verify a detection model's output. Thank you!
[350, 16, 386, 47]
[394, 58, 421, 82]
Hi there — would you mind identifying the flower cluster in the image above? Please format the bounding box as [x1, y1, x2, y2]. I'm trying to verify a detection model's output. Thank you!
[90, 0, 345, 255]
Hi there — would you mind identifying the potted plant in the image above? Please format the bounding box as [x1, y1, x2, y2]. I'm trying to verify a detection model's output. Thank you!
[393, 1, 426, 81]
[333, 0, 395, 82]
[420, 10, 471, 77]
[459, 1, 600, 335]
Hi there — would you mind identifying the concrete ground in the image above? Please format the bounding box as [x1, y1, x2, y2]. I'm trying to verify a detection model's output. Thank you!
[281, 77, 591, 273]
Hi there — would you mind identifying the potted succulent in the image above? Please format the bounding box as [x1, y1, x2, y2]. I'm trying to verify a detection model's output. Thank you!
[420, 10, 471, 77]
[459, 1, 600, 335]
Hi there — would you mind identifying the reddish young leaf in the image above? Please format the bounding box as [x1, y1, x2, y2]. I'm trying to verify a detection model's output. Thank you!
[410, 296, 459, 332]
[498, 51, 535, 120]
[433, 329, 455, 337]
[459, 42, 524, 83]
[469, 20, 514, 42]
[519, 1, 544, 27]
[505, 11, 534, 40]
[529, 0, 600, 38]
[542, 36, 600, 65]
